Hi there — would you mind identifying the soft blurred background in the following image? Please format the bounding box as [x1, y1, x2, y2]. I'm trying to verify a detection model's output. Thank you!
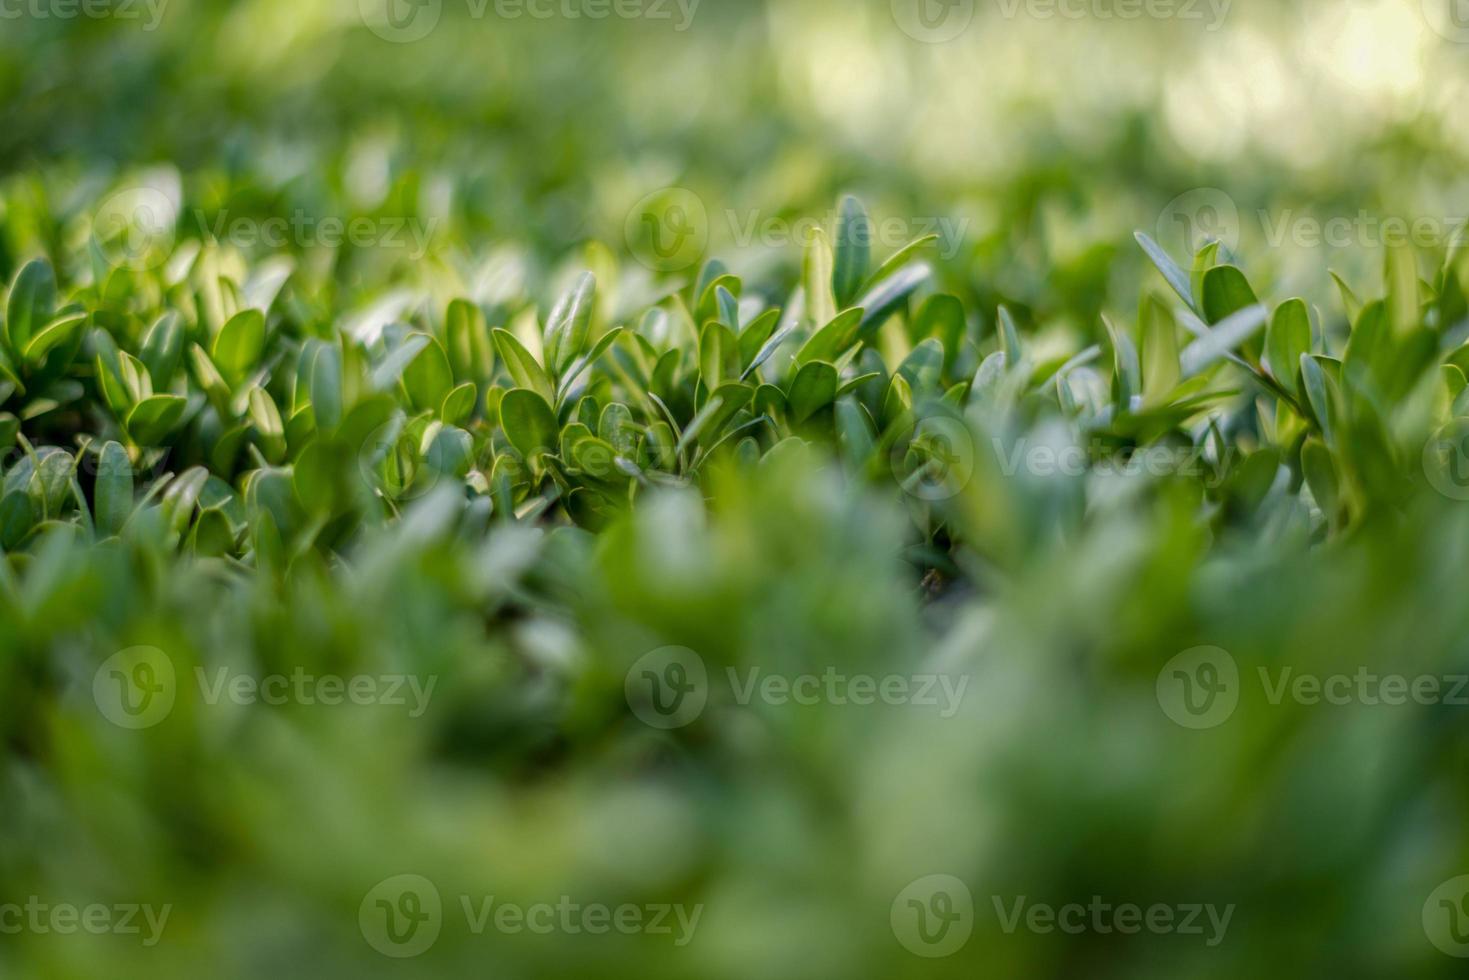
[3, 1, 1469, 977]
[7, 0, 1469, 323]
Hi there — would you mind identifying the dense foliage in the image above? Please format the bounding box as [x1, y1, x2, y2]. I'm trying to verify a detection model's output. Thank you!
[5, 2, 1469, 978]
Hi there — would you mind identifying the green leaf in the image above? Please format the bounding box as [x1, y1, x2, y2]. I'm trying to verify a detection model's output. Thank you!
[1299, 353, 1335, 444]
[788, 360, 839, 423]
[699, 321, 739, 388]
[1179, 304, 1267, 378]
[247, 387, 286, 463]
[212, 309, 266, 382]
[0, 489, 34, 549]
[1330, 270, 1362, 321]
[1140, 295, 1179, 404]
[125, 394, 187, 445]
[997, 306, 1022, 363]
[833, 195, 871, 308]
[796, 308, 864, 367]
[543, 271, 596, 374]
[1265, 299, 1311, 398]
[401, 333, 454, 414]
[1133, 231, 1192, 308]
[188, 343, 232, 416]
[499, 388, 558, 459]
[1103, 314, 1140, 406]
[1301, 437, 1339, 525]
[803, 227, 837, 328]
[913, 294, 966, 374]
[441, 381, 477, 426]
[22, 310, 87, 364]
[737, 309, 782, 370]
[492, 328, 555, 404]
[857, 263, 930, 337]
[445, 298, 493, 384]
[94, 440, 133, 536]
[557, 327, 625, 402]
[6, 258, 56, 357]
[1200, 265, 1259, 326]
[862, 235, 937, 293]
[140, 312, 185, 389]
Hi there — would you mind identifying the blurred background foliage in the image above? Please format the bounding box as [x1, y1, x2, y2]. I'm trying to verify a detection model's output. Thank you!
[2, 1, 1469, 978]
